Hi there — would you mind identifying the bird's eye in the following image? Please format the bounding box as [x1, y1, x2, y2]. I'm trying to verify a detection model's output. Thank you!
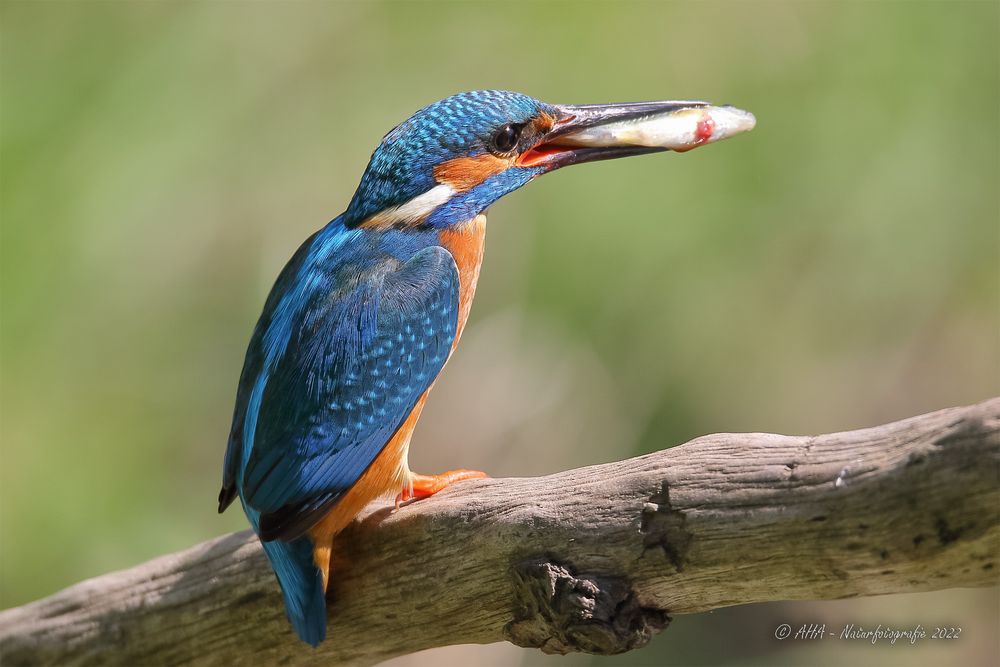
[490, 124, 522, 154]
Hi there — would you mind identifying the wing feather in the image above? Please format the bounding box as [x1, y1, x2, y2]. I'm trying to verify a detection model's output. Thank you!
[238, 244, 460, 541]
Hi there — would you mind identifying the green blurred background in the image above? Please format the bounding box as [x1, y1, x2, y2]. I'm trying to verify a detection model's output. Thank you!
[1, 1, 997, 665]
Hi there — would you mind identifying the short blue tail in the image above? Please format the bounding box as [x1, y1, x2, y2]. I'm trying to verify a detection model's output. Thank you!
[260, 536, 327, 646]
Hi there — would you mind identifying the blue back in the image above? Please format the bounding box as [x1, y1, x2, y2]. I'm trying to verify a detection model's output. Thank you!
[220, 218, 459, 645]
[223, 218, 458, 531]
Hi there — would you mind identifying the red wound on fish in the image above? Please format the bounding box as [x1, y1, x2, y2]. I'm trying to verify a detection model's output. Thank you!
[674, 113, 717, 153]
[695, 115, 715, 144]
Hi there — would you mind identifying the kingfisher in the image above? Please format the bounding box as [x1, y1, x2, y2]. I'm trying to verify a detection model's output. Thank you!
[217, 90, 754, 646]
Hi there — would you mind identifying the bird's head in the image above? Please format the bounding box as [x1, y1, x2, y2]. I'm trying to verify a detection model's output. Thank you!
[343, 89, 755, 229]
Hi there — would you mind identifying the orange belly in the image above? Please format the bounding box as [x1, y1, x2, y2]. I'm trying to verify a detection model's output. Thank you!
[309, 214, 487, 587]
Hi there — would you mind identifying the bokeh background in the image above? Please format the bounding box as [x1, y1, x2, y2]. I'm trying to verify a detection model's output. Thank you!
[2, 1, 997, 665]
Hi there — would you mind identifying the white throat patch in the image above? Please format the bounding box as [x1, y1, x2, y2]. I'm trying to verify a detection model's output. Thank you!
[362, 184, 456, 228]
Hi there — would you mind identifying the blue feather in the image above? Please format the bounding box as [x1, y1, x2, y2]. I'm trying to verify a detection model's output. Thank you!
[243, 243, 460, 516]
[222, 217, 460, 643]
[244, 502, 327, 647]
[261, 538, 327, 647]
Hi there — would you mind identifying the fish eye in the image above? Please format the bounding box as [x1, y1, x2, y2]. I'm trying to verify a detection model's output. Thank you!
[490, 124, 522, 154]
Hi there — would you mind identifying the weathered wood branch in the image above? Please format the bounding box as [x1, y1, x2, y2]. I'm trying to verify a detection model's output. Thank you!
[2, 399, 998, 666]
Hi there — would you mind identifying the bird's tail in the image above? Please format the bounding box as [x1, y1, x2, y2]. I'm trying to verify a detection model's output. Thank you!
[260, 536, 327, 646]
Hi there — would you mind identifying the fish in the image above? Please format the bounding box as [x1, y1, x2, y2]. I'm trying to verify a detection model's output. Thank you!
[550, 103, 756, 153]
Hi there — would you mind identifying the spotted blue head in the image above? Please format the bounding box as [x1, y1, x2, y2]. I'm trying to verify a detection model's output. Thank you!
[342, 89, 756, 229]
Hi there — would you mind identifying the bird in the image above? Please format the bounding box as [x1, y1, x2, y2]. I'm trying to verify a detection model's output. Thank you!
[217, 90, 755, 646]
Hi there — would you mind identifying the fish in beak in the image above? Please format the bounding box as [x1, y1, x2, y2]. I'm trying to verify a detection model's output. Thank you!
[518, 100, 756, 169]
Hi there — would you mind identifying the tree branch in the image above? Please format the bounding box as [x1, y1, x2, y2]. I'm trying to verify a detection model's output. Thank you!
[2, 399, 998, 666]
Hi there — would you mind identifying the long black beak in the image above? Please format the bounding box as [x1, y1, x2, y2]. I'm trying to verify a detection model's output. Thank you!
[517, 100, 755, 170]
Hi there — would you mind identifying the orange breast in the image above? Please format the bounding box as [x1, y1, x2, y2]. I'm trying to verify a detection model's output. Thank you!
[438, 214, 488, 349]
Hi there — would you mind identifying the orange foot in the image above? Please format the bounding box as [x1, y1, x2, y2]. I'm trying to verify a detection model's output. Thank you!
[395, 469, 488, 509]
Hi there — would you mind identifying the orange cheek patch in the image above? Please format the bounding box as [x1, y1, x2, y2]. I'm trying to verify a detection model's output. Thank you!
[533, 112, 556, 134]
[433, 154, 510, 192]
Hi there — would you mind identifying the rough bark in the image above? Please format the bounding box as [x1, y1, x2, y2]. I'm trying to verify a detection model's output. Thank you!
[1, 399, 998, 666]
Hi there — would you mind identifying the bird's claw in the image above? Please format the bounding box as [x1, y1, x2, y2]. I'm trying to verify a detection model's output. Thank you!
[394, 469, 488, 510]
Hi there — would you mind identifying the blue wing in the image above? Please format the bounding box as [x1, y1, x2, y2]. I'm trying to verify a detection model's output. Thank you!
[219, 230, 322, 513]
[225, 232, 460, 542]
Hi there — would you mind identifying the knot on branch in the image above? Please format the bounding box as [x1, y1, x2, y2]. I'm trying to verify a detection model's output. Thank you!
[503, 557, 670, 655]
[640, 480, 692, 571]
